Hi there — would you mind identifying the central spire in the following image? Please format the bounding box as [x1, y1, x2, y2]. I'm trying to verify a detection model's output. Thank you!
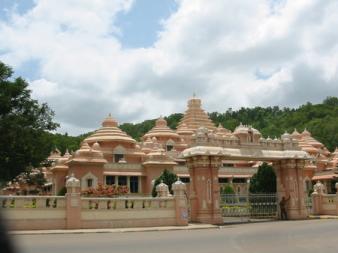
[178, 96, 216, 131]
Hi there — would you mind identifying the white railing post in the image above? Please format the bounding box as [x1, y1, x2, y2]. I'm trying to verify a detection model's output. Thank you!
[65, 174, 81, 229]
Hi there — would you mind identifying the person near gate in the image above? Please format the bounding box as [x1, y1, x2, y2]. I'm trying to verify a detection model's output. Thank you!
[279, 195, 290, 220]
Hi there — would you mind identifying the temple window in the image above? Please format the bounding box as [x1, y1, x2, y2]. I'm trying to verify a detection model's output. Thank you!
[166, 139, 175, 151]
[218, 178, 228, 184]
[106, 176, 115, 185]
[130, 176, 139, 193]
[222, 163, 234, 167]
[114, 154, 124, 163]
[233, 178, 246, 183]
[180, 177, 190, 183]
[87, 178, 93, 188]
[118, 176, 127, 186]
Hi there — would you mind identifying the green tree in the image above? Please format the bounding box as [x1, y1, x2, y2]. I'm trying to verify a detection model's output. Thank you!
[221, 185, 235, 194]
[0, 62, 59, 183]
[249, 162, 276, 193]
[152, 169, 178, 197]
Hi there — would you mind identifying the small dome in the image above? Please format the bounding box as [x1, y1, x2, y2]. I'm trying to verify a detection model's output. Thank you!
[102, 113, 118, 127]
[155, 117, 167, 128]
[281, 131, 291, 140]
[233, 123, 261, 135]
[64, 149, 71, 158]
[291, 129, 301, 138]
[71, 141, 106, 162]
[301, 128, 311, 137]
[92, 142, 101, 150]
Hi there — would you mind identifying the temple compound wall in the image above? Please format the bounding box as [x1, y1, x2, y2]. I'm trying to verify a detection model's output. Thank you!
[0, 176, 188, 230]
[311, 181, 338, 216]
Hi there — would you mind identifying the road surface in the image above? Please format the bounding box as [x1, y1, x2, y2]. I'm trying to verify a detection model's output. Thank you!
[12, 219, 338, 253]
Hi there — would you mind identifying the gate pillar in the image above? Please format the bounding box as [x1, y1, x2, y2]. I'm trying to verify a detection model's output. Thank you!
[187, 155, 223, 224]
[278, 159, 307, 219]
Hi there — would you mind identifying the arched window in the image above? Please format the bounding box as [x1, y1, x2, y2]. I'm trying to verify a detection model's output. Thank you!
[166, 139, 175, 151]
[81, 172, 98, 190]
[113, 145, 126, 162]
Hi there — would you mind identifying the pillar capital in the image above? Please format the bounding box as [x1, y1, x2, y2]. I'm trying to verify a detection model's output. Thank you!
[66, 173, 80, 194]
[156, 181, 170, 197]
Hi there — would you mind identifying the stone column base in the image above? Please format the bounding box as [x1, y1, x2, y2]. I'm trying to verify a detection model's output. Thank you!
[287, 208, 308, 220]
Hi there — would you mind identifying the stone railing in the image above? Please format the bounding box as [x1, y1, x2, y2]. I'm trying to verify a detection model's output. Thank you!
[81, 197, 174, 210]
[0, 175, 188, 230]
[0, 196, 66, 209]
[0, 196, 67, 230]
[312, 181, 338, 215]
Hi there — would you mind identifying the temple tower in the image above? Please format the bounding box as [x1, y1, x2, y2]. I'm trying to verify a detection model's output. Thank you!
[177, 95, 216, 132]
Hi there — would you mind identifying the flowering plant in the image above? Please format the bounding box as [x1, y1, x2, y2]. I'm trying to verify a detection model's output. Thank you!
[81, 183, 129, 197]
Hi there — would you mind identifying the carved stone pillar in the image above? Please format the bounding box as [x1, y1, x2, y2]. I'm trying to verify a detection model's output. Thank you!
[187, 155, 223, 224]
[280, 159, 307, 219]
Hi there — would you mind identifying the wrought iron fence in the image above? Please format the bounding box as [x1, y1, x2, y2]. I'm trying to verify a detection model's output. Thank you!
[305, 196, 313, 215]
[221, 194, 278, 218]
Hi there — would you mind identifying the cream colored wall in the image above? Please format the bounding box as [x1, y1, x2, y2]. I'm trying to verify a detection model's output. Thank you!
[0, 195, 180, 230]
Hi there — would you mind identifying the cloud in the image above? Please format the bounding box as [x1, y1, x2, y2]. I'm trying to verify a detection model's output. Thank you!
[0, 0, 337, 135]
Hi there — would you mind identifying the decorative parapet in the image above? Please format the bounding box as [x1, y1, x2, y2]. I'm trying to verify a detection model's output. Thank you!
[104, 163, 143, 170]
[190, 126, 300, 151]
[219, 167, 258, 175]
[181, 146, 310, 161]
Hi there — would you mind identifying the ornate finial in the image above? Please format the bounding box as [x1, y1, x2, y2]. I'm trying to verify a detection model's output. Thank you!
[193, 92, 196, 98]
[108, 113, 111, 117]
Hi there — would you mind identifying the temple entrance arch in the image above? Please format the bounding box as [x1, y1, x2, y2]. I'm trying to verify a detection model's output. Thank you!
[182, 128, 310, 224]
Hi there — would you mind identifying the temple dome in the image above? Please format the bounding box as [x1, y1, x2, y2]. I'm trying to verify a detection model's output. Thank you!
[233, 123, 261, 135]
[142, 116, 180, 140]
[215, 124, 231, 136]
[68, 142, 107, 164]
[84, 114, 136, 144]
[291, 129, 301, 139]
[301, 128, 311, 137]
[281, 131, 291, 140]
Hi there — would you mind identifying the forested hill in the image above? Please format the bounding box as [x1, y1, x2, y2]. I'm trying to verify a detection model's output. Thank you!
[49, 97, 338, 153]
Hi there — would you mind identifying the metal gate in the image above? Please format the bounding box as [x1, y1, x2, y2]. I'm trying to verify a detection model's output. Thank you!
[220, 194, 278, 219]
